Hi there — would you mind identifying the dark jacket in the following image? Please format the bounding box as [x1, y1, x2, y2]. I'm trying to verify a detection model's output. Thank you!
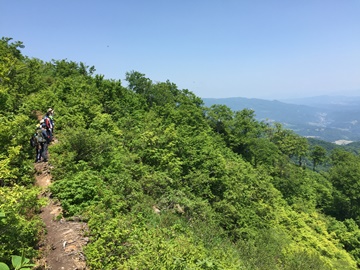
[41, 128, 52, 144]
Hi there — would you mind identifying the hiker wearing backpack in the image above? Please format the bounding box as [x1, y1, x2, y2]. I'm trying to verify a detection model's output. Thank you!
[48, 109, 55, 134]
[39, 122, 51, 162]
[32, 123, 47, 162]
[31, 125, 42, 162]
[43, 108, 53, 139]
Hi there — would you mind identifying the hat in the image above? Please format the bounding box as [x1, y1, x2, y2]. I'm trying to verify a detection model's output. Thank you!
[47, 108, 53, 113]
[40, 119, 45, 124]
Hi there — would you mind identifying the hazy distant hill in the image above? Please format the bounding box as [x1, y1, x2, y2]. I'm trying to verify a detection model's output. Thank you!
[281, 95, 360, 111]
[202, 96, 360, 143]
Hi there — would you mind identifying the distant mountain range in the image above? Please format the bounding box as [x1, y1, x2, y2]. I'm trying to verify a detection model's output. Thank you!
[202, 95, 360, 143]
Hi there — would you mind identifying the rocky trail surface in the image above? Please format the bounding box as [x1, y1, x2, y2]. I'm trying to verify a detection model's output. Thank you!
[35, 161, 89, 270]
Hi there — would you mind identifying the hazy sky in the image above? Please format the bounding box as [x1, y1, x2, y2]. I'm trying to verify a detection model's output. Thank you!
[2, 0, 360, 99]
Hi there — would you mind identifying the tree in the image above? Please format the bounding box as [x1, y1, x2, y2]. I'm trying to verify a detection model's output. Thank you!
[248, 138, 279, 168]
[327, 149, 360, 222]
[269, 123, 308, 166]
[228, 109, 265, 158]
[310, 145, 326, 171]
[205, 104, 233, 136]
[125, 70, 152, 95]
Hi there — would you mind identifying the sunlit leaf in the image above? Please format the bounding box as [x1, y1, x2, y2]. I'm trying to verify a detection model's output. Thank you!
[0, 262, 10, 270]
[11, 255, 22, 269]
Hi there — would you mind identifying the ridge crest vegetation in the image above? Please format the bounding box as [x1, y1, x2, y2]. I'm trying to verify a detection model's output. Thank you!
[1, 37, 360, 269]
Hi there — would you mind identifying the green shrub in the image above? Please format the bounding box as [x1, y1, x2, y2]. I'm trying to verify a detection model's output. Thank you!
[0, 186, 42, 264]
[50, 170, 105, 216]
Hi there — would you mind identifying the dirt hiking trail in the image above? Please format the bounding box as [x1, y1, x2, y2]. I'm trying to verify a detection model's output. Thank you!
[35, 161, 89, 270]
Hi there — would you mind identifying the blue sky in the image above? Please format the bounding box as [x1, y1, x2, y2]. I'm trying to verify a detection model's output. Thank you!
[2, 0, 359, 99]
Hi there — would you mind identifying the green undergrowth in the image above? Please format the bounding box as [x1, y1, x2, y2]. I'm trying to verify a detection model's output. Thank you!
[2, 37, 360, 269]
[0, 186, 43, 265]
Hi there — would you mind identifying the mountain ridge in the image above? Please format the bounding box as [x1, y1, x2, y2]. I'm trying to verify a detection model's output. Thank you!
[203, 95, 360, 143]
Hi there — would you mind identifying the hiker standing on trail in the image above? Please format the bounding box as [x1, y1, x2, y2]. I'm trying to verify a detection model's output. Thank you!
[40, 123, 51, 162]
[48, 109, 55, 134]
[43, 108, 53, 139]
[33, 124, 42, 162]
[33, 121, 48, 162]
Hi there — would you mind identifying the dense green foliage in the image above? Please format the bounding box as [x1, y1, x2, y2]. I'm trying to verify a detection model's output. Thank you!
[2, 37, 360, 269]
[0, 38, 44, 266]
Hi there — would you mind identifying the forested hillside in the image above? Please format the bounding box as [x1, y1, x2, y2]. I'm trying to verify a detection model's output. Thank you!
[2, 37, 360, 269]
[203, 97, 360, 142]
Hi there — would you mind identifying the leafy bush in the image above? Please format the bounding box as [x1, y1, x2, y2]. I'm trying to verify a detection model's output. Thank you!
[50, 170, 105, 216]
[0, 186, 42, 265]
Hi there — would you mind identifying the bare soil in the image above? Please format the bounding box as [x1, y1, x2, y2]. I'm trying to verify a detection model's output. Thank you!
[35, 161, 89, 270]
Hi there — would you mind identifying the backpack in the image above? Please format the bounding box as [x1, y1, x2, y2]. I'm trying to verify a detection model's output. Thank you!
[36, 129, 46, 143]
[30, 135, 36, 147]
[43, 116, 52, 130]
